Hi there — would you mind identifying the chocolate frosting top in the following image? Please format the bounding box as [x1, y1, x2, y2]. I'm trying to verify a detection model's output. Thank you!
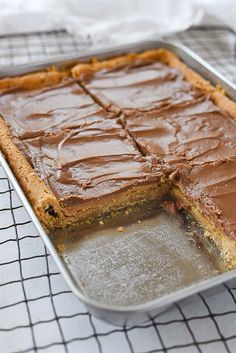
[17, 119, 162, 207]
[125, 94, 236, 239]
[125, 96, 236, 165]
[0, 78, 110, 139]
[80, 59, 202, 113]
[1, 55, 236, 240]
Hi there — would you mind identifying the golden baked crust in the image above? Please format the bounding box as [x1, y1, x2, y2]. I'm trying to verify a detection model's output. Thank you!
[0, 71, 67, 94]
[0, 71, 70, 229]
[0, 116, 64, 230]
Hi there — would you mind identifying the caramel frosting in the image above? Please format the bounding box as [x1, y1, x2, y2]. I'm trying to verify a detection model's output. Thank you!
[79, 59, 202, 113]
[17, 119, 163, 207]
[0, 78, 112, 139]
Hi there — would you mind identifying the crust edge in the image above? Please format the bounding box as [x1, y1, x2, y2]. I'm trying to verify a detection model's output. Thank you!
[0, 117, 65, 230]
[0, 71, 67, 93]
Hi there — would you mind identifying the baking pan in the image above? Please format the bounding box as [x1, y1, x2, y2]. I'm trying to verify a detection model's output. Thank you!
[1, 40, 236, 326]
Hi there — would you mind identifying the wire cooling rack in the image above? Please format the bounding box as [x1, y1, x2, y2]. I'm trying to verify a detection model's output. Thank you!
[0, 26, 236, 353]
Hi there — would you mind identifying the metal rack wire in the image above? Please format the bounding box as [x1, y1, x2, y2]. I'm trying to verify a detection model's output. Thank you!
[0, 26, 236, 353]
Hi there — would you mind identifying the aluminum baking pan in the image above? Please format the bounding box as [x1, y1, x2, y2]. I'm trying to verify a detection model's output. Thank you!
[1, 40, 236, 326]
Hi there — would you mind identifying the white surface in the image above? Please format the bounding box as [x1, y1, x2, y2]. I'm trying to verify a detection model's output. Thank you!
[0, 13, 62, 35]
[0, 0, 235, 43]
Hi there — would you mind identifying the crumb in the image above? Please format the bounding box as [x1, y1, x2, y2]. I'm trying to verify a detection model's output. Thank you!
[117, 226, 124, 232]
[138, 220, 142, 224]
[161, 200, 177, 215]
[125, 208, 132, 215]
[99, 220, 104, 226]
[57, 243, 64, 255]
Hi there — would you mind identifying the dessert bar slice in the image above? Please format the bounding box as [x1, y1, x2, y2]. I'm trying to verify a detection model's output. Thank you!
[123, 95, 236, 166]
[72, 50, 202, 114]
[13, 119, 168, 228]
[172, 160, 236, 269]
[72, 49, 236, 117]
[0, 71, 168, 229]
[0, 74, 115, 139]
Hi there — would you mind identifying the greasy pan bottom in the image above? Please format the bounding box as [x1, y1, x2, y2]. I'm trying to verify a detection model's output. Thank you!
[52, 200, 224, 308]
